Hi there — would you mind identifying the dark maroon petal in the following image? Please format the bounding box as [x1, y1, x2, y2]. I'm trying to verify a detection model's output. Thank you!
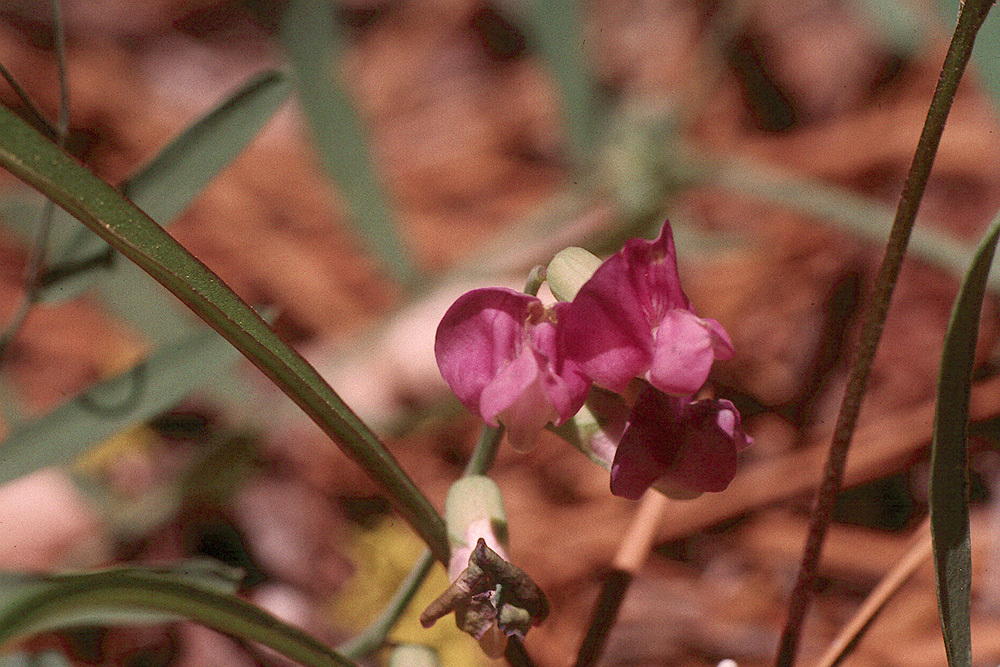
[609, 389, 686, 499]
[658, 399, 742, 493]
[610, 390, 750, 499]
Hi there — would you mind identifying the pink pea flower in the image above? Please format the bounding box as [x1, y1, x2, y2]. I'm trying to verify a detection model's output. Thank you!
[434, 287, 591, 450]
[610, 386, 752, 500]
[562, 221, 734, 396]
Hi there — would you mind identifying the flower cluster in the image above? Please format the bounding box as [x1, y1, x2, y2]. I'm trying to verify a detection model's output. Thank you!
[435, 221, 750, 499]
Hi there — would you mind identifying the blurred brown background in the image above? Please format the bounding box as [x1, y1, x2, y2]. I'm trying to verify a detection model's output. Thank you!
[3, 1, 1000, 665]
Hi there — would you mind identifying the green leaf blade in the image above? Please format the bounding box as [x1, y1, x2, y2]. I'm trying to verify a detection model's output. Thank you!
[930, 215, 1000, 667]
[0, 564, 358, 667]
[125, 70, 292, 225]
[0, 104, 449, 564]
[524, 0, 600, 169]
[0, 329, 236, 484]
[279, 0, 416, 285]
[23, 70, 293, 343]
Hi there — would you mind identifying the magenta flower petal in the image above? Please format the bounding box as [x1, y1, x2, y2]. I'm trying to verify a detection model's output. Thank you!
[528, 304, 593, 420]
[563, 221, 734, 396]
[648, 310, 718, 395]
[704, 317, 736, 360]
[435, 288, 590, 450]
[609, 387, 751, 500]
[619, 221, 690, 314]
[560, 252, 653, 394]
[435, 287, 539, 420]
[479, 338, 550, 424]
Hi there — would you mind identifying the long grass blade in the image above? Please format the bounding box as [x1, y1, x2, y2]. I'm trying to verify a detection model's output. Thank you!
[930, 214, 1000, 667]
[0, 103, 449, 563]
[278, 0, 415, 285]
[0, 329, 236, 482]
[0, 564, 358, 667]
[522, 0, 599, 168]
[41, 71, 292, 344]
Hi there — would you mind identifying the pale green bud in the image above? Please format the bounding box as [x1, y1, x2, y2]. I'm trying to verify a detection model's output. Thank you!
[546, 246, 602, 302]
[444, 476, 509, 562]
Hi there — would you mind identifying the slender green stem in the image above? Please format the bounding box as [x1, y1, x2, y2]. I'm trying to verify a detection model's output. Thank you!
[774, 3, 994, 665]
[464, 424, 505, 476]
[337, 549, 437, 659]
[0, 61, 57, 140]
[52, 0, 69, 140]
[336, 422, 507, 660]
[523, 265, 547, 298]
[574, 570, 631, 667]
[504, 637, 535, 667]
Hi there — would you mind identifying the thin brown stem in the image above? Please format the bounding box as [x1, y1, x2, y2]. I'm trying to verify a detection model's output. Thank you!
[575, 491, 668, 667]
[814, 519, 932, 667]
[774, 3, 994, 665]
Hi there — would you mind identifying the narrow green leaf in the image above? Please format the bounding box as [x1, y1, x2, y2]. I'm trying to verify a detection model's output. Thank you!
[0, 560, 241, 633]
[127, 71, 292, 225]
[701, 152, 989, 291]
[939, 0, 1000, 116]
[0, 564, 357, 667]
[278, 0, 415, 285]
[930, 214, 1000, 667]
[48, 70, 292, 265]
[0, 70, 292, 493]
[39, 71, 292, 345]
[0, 329, 235, 483]
[0, 103, 449, 564]
[522, 0, 600, 168]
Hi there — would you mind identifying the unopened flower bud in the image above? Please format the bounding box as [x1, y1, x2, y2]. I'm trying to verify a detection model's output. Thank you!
[444, 476, 509, 580]
[546, 246, 602, 302]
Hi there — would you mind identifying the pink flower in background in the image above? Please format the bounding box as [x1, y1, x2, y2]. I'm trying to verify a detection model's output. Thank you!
[435, 287, 591, 450]
[562, 221, 734, 396]
[610, 386, 752, 500]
